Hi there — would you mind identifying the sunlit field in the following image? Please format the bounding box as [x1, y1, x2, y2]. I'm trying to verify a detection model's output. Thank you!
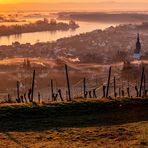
[0, 0, 148, 148]
[0, 99, 148, 147]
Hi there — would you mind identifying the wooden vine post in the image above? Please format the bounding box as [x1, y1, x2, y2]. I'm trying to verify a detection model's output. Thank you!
[31, 70, 35, 102]
[17, 81, 20, 102]
[51, 79, 54, 101]
[83, 78, 86, 98]
[106, 67, 112, 98]
[139, 67, 145, 97]
[65, 64, 71, 101]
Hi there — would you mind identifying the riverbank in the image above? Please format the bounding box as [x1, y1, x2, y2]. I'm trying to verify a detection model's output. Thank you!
[0, 19, 79, 36]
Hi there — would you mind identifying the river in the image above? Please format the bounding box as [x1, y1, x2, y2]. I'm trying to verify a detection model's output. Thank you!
[0, 20, 118, 45]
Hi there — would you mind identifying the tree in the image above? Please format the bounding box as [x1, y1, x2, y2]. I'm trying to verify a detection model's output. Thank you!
[50, 19, 57, 25]
[69, 20, 76, 26]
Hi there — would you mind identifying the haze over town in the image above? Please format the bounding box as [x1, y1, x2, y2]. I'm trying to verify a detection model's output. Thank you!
[0, 0, 148, 148]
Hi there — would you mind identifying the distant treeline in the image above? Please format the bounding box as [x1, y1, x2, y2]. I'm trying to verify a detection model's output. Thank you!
[58, 12, 148, 23]
[0, 18, 79, 36]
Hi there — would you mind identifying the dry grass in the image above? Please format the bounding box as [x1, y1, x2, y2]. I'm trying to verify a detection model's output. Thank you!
[0, 99, 148, 148]
[0, 122, 148, 148]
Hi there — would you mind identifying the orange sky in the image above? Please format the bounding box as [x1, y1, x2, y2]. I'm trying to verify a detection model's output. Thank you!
[0, 0, 148, 11]
[1, 0, 148, 4]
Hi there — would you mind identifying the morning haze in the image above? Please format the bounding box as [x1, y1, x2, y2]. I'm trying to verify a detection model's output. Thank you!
[0, 0, 148, 147]
[1, 0, 148, 11]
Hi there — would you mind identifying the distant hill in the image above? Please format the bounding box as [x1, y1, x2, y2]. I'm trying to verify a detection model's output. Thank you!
[58, 12, 148, 23]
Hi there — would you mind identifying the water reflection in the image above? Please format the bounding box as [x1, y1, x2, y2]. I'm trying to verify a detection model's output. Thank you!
[0, 21, 118, 45]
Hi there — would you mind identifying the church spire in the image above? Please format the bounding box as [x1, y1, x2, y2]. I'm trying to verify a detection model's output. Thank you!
[133, 33, 142, 60]
[137, 33, 140, 43]
[135, 33, 141, 54]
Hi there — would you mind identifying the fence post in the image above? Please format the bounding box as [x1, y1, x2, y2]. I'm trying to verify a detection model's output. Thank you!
[113, 76, 116, 97]
[38, 92, 41, 104]
[102, 85, 106, 98]
[119, 88, 121, 97]
[31, 70, 35, 102]
[127, 87, 130, 97]
[51, 79, 54, 101]
[139, 67, 145, 97]
[65, 64, 71, 101]
[83, 78, 86, 98]
[17, 81, 20, 102]
[144, 74, 146, 96]
[106, 67, 112, 98]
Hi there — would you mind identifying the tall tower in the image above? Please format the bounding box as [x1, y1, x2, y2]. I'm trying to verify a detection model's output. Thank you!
[133, 33, 142, 60]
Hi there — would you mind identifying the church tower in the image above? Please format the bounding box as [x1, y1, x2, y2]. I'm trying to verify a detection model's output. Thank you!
[133, 33, 142, 60]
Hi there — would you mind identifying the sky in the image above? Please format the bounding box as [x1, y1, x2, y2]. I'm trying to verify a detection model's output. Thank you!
[1, 0, 148, 4]
[0, 0, 148, 11]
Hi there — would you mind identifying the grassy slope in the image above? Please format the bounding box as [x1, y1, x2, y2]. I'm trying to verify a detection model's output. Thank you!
[0, 99, 148, 147]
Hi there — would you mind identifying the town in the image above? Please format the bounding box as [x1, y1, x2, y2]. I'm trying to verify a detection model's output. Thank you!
[0, 22, 147, 101]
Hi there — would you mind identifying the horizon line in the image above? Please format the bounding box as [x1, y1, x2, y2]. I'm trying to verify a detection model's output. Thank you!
[1, 2, 148, 5]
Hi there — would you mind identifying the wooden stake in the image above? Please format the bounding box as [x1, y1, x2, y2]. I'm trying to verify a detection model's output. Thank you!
[83, 78, 86, 98]
[65, 64, 71, 101]
[102, 85, 106, 98]
[113, 76, 116, 97]
[51, 79, 54, 101]
[106, 67, 112, 98]
[119, 88, 121, 97]
[139, 67, 145, 97]
[31, 70, 35, 102]
[144, 74, 146, 95]
[17, 81, 20, 102]
[127, 87, 130, 97]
